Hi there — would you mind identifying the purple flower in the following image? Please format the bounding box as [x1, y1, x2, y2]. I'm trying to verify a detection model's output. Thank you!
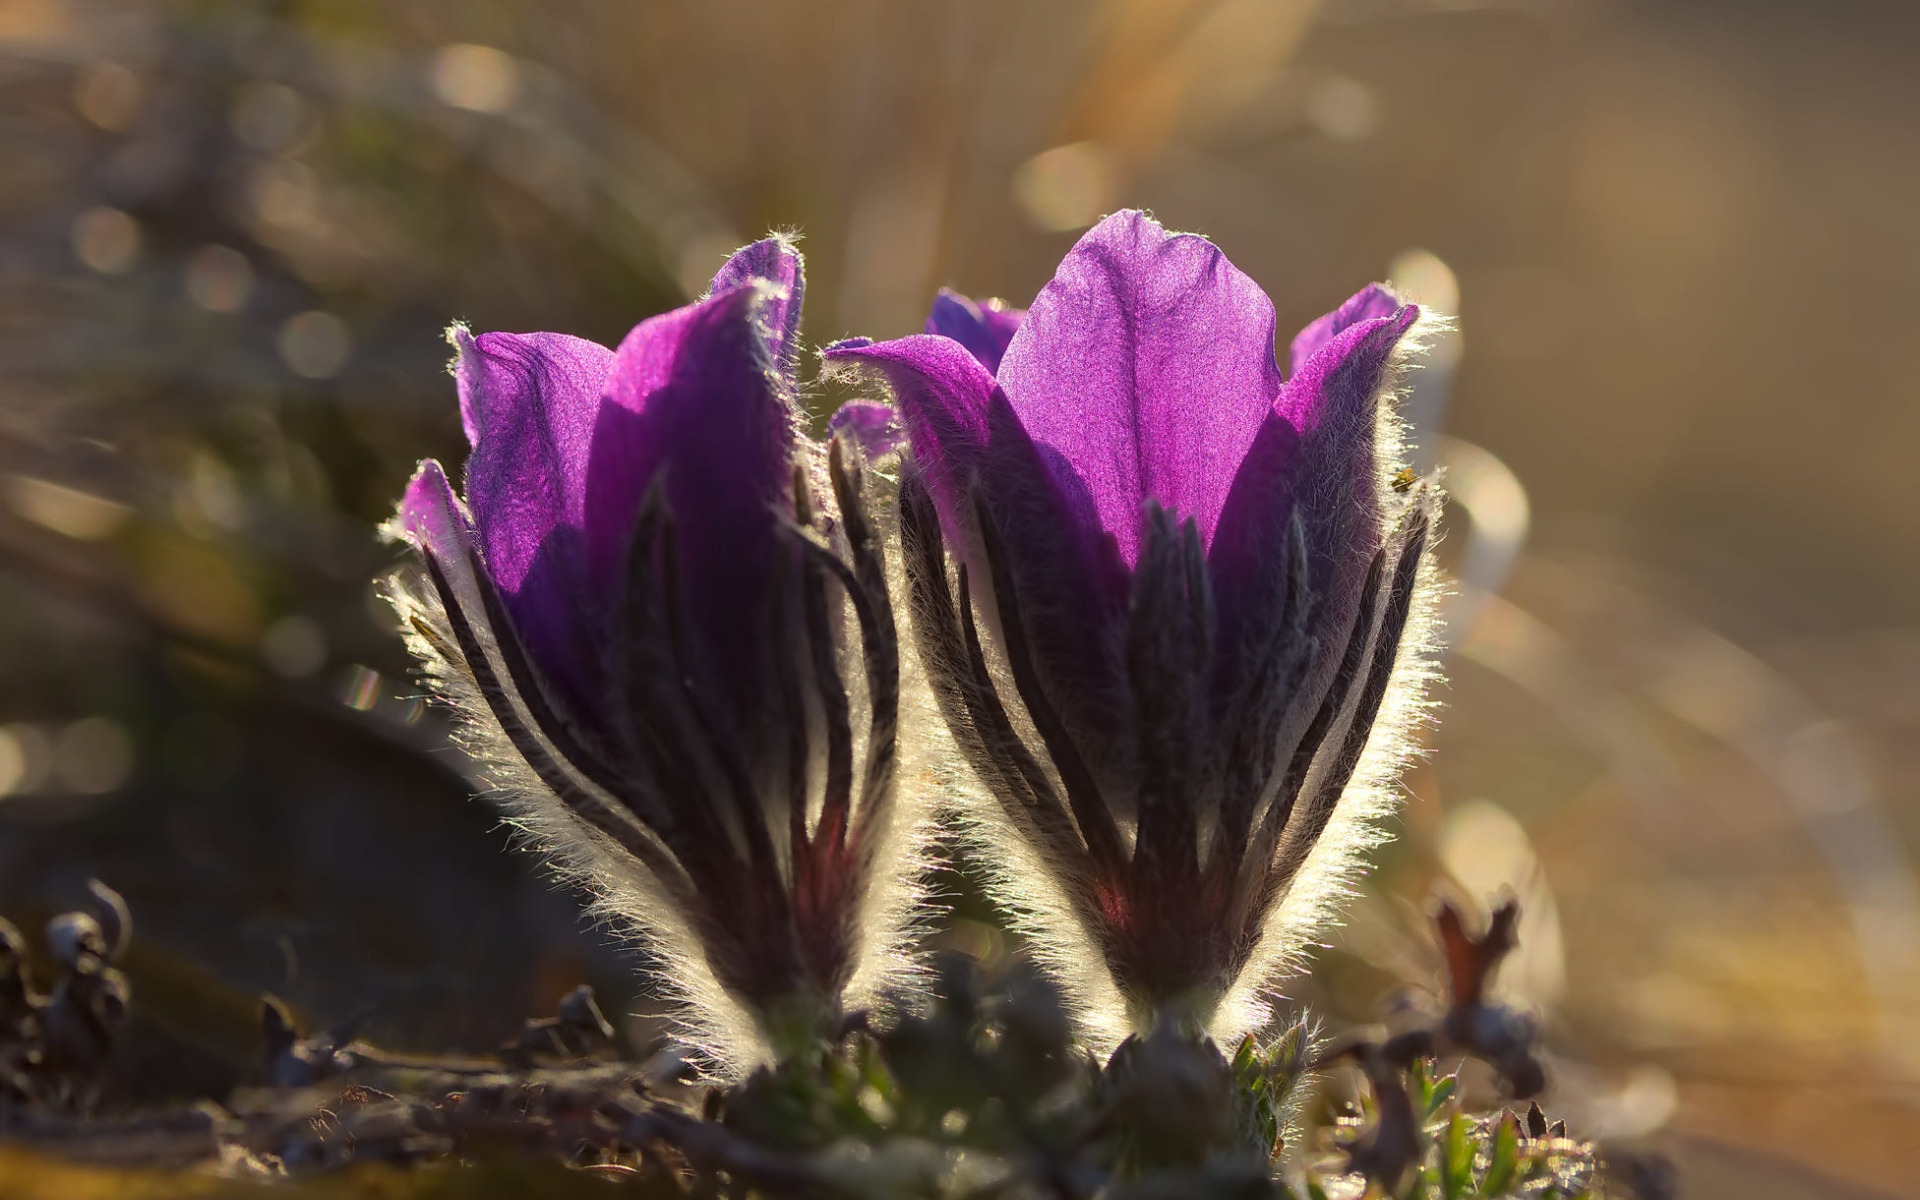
[385, 239, 922, 1073]
[826, 211, 1438, 1047]
[925, 288, 1025, 374]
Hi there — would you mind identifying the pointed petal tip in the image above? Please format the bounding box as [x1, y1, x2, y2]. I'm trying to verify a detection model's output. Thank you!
[1290, 284, 1419, 378]
[927, 286, 1015, 314]
[820, 332, 998, 391]
[817, 333, 1001, 535]
[1082, 207, 1161, 239]
[925, 289, 971, 330]
[1275, 296, 1422, 436]
[451, 326, 620, 457]
[707, 235, 803, 295]
[926, 290, 1026, 374]
[1073, 208, 1239, 260]
[445, 324, 477, 438]
[708, 235, 807, 375]
[1355, 280, 1408, 311]
[622, 276, 789, 386]
[391, 458, 470, 557]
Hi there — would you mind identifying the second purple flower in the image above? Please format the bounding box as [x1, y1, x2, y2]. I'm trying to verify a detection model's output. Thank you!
[829, 211, 1441, 1048]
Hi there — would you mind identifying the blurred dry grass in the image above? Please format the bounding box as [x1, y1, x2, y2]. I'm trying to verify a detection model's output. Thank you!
[2, 1, 1916, 1196]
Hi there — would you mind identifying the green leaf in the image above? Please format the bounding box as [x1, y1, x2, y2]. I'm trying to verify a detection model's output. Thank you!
[1480, 1112, 1522, 1197]
[1232, 1031, 1260, 1075]
[1438, 1113, 1474, 1200]
[1406, 1059, 1460, 1126]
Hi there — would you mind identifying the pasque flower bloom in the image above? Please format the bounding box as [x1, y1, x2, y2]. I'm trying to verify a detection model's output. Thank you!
[385, 239, 923, 1074]
[827, 211, 1440, 1049]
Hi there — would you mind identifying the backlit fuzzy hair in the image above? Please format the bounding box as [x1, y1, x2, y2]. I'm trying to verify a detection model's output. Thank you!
[1211, 312, 1449, 1041]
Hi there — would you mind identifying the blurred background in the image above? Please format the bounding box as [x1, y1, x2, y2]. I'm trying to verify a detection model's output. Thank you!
[1, 0, 1915, 1194]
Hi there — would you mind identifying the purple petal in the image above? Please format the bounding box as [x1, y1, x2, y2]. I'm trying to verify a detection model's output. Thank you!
[453, 328, 617, 701]
[709, 236, 805, 380]
[585, 283, 795, 718]
[995, 210, 1284, 567]
[827, 401, 905, 461]
[397, 457, 476, 567]
[1210, 295, 1418, 704]
[974, 394, 1132, 776]
[925, 289, 1025, 374]
[401, 456, 603, 704]
[455, 328, 617, 594]
[1286, 283, 1401, 379]
[823, 334, 995, 541]
[1280, 301, 1420, 443]
[1261, 301, 1421, 702]
[825, 333, 1131, 773]
[1205, 411, 1306, 661]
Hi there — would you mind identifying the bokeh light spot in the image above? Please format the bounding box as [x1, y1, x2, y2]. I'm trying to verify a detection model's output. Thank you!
[1305, 74, 1377, 142]
[174, 452, 247, 535]
[53, 718, 134, 796]
[1012, 142, 1118, 234]
[431, 44, 521, 114]
[261, 614, 327, 679]
[1387, 248, 1460, 314]
[246, 160, 322, 234]
[72, 205, 140, 273]
[0, 726, 51, 799]
[0, 728, 25, 797]
[278, 310, 353, 379]
[185, 244, 255, 313]
[74, 62, 141, 131]
[1439, 798, 1566, 1009]
[228, 81, 307, 151]
[1389, 248, 1464, 372]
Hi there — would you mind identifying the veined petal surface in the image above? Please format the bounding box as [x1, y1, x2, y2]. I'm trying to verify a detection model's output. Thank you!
[995, 210, 1285, 567]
